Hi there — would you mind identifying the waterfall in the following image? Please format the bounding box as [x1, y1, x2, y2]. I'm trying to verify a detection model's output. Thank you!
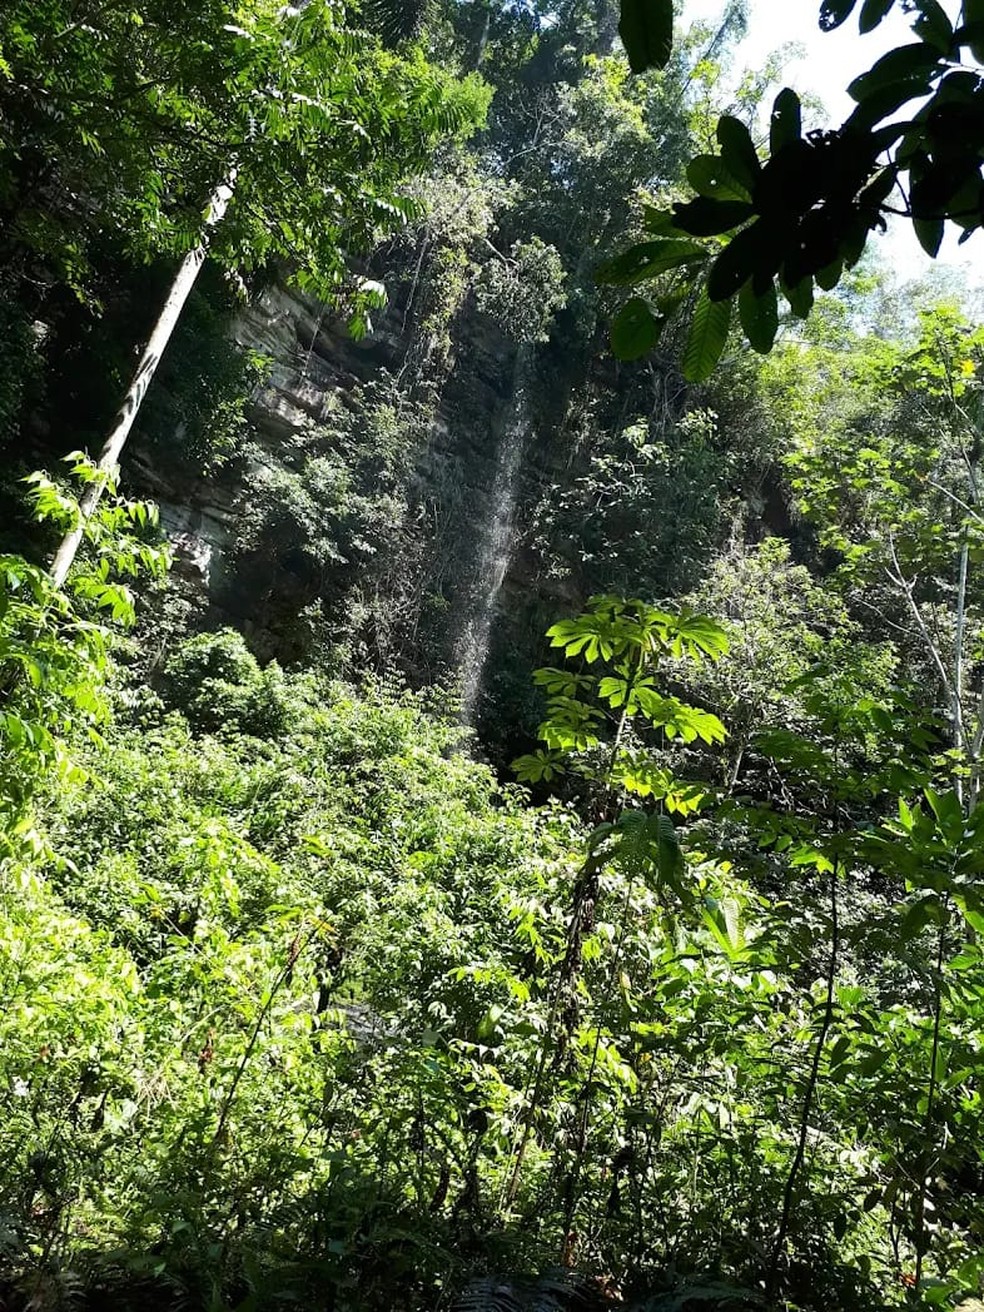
[458, 346, 533, 724]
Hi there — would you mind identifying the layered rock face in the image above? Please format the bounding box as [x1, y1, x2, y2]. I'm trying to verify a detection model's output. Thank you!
[141, 275, 554, 718]
[127, 252, 766, 749]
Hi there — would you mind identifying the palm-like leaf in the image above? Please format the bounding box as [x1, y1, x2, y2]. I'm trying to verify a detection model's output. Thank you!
[359, 0, 432, 46]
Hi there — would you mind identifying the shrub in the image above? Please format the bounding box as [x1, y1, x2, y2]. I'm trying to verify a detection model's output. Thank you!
[161, 628, 291, 737]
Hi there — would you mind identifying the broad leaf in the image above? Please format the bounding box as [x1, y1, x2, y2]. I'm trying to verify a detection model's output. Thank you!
[815, 256, 844, 290]
[914, 214, 945, 256]
[912, 0, 953, 51]
[716, 115, 761, 192]
[611, 297, 661, 360]
[596, 239, 707, 285]
[686, 154, 751, 201]
[683, 287, 732, 382]
[820, 0, 859, 29]
[512, 749, 566, 783]
[618, 0, 673, 73]
[848, 43, 942, 104]
[965, 0, 984, 61]
[859, 0, 896, 30]
[706, 221, 772, 302]
[673, 197, 755, 237]
[738, 279, 779, 353]
[769, 88, 802, 155]
[782, 274, 814, 319]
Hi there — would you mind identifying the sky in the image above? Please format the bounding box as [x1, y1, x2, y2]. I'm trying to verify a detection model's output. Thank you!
[680, 0, 984, 290]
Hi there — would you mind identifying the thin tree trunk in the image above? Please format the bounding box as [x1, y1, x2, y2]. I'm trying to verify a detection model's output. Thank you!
[49, 174, 236, 589]
[911, 903, 948, 1300]
[766, 855, 839, 1303]
[954, 539, 969, 806]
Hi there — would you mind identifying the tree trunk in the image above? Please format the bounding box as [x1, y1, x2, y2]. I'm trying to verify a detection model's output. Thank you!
[49, 174, 236, 589]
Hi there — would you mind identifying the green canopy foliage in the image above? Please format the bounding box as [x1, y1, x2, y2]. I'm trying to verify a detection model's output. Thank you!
[0, 0, 488, 306]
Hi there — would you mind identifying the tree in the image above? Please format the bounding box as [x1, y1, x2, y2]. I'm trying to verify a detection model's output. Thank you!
[0, 0, 488, 581]
[781, 299, 984, 807]
[612, 0, 984, 377]
[0, 0, 487, 307]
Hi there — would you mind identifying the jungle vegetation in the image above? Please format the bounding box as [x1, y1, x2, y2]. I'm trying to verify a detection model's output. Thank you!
[2, 2, 984, 1310]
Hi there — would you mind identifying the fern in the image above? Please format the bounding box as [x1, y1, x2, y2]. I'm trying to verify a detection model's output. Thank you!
[359, 0, 432, 46]
[634, 1278, 763, 1309]
[453, 1277, 525, 1312]
[452, 1271, 608, 1312]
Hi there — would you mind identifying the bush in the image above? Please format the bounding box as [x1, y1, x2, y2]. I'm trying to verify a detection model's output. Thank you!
[161, 628, 292, 737]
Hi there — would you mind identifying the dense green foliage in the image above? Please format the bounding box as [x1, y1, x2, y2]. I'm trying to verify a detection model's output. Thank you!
[0, 0, 487, 305]
[5, 1, 984, 1310]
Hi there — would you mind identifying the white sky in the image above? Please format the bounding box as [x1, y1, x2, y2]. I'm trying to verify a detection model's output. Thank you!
[680, 0, 984, 290]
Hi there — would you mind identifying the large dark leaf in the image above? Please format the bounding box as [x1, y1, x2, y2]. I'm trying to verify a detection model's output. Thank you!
[618, 0, 673, 73]
[610, 297, 661, 360]
[940, 170, 984, 232]
[819, 0, 859, 29]
[838, 215, 872, 268]
[781, 274, 814, 319]
[911, 156, 984, 220]
[847, 80, 936, 128]
[683, 287, 731, 382]
[914, 213, 945, 254]
[815, 255, 844, 290]
[716, 115, 761, 192]
[672, 197, 755, 236]
[738, 279, 779, 353]
[859, 0, 896, 31]
[964, 0, 984, 62]
[848, 43, 942, 104]
[706, 220, 772, 301]
[769, 89, 802, 157]
[912, 0, 953, 51]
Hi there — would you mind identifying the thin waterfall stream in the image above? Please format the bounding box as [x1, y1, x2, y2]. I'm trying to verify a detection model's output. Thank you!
[458, 346, 533, 723]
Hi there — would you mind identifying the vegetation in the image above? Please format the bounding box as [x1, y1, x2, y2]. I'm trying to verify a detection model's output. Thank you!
[611, 0, 984, 377]
[3, 1, 984, 1310]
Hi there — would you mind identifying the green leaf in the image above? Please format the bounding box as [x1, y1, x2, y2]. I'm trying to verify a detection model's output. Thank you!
[598, 675, 632, 707]
[618, 0, 673, 73]
[925, 785, 963, 836]
[642, 205, 682, 235]
[596, 239, 708, 285]
[914, 214, 944, 256]
[782, 274, 814, 319]
[815, 256, 844, 291]
[702, 896, 744, 956]
[686, 154, 751, 201]
[769, 89, 802, 155]
[738, 279, 779, 353]
[664, 610, 730, 661]
[912, 0, 953, 51]
[683, 288, 732, 382]
[859, 0, 896, 31]
[964, 0, 984, 62]
[900, 894, 942, 939]
[611, 297, 661, 360]
[706, 221, 771, 302]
